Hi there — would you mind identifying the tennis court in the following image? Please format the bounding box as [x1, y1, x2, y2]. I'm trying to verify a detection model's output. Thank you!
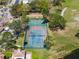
[24, 19, 47, 48]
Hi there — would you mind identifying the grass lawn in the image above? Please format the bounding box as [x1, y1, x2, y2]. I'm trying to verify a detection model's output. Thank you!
[64, 0, 79, 9]
[48, 0, 79, 59]
[4, 51, 12, 58]
[0, 35, 2, 40]
[26, 49, 49, 59]
[64, 8, 73, 22]
[48, 26, 79, 59]
[16, 33, 24, 47]
[63, 0, 79, 22]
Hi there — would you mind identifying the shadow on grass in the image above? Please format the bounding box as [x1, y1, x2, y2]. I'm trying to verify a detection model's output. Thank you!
[64, 48, 79, 59]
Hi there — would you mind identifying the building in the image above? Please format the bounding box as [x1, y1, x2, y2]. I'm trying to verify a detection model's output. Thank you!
[0, 7, 13, 26]
[11, 49, 32, 59]
[23, 0, 29, 4]
[0, 53, 4, 59]
[8, 0, 33, 5]
[21, 0, 33, 4]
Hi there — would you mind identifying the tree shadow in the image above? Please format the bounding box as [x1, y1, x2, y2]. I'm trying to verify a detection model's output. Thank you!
[64, 48, 79, 59]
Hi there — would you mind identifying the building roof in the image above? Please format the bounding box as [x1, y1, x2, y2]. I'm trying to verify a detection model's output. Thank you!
[11, 49, 32, 59]
[0, 52, 4, 59]
[12, 49, 25, 57]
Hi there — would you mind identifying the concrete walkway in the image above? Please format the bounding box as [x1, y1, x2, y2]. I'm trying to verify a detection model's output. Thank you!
[61, 7, 68, 16]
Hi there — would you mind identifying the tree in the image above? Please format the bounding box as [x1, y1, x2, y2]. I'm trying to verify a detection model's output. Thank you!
[52, 0, 65, 6]
[0, 0, 8, 5]
[42, 16, 49, 24]
[51, 0, 65, 12]
[21, 16, 29, 30]
[0, 32, 17, 50]
[9, 20, 22, 38]
[49, 13, 66, 30]
[75, 30, 79, 38]
[9, 20, 21, 30]
[44, 36, 54, 49]
[10, 2, 28, 18]
[9, 17, 29, 38]
[29, 0, 49, 15]
[2, 32, 13, 41]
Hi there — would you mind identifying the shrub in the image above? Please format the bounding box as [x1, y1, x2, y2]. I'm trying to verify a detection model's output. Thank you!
[49, 13, 66, 31]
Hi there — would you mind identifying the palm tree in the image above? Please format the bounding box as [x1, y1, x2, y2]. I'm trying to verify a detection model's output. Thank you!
[2, 32, 13, 40]
[10, 1, 28, 18]
[0, 32, 17, 50]
[29, 0, 49, 15]
[52, 0, 65, 11]
[0, 0, 11, 5]
[52, 0, 65, 6]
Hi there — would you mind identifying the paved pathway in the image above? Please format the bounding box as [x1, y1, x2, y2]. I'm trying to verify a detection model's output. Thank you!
[61, 7, 68, 16]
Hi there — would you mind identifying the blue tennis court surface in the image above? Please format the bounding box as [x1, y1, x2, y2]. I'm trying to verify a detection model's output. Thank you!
[24, 19, 47, 48]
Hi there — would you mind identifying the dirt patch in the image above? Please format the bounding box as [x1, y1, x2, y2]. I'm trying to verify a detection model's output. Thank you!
[72, 10, 79, 22]
[27, 13, 43, 18]
[53, 21, 79, 36]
